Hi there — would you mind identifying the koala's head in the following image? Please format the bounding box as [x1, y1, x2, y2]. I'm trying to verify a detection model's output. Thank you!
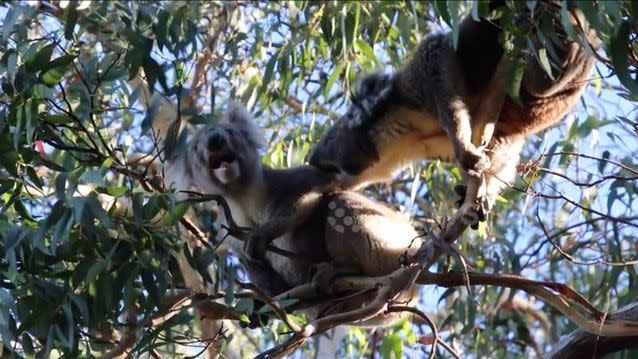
[188, 105, 264, 194]
[309, 73, 394, 189]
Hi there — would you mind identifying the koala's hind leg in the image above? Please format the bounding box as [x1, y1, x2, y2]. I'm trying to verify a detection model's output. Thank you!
[456, 136, 524, 216]
[471, 56, 511, 149]
[239, 256, 291, 329]
[241, 255, 290, 296]
[434, 91, 492, 178]
[310, 262, 361, 295]
[462, 57, 512, 222]
[405, 36, 490, 178]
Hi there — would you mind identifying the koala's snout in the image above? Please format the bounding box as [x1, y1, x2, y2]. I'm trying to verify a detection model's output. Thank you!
[307, 149, 324, 168]
[310, 156, 341, 175]
[207, 131, 226, 151]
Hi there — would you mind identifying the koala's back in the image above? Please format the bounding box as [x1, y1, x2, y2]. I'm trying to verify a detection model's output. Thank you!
[394, 33, 470, 116]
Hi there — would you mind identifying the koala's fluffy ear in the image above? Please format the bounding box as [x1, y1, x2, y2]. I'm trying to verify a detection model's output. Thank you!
[223, 104, 266, 150]
[350, 73, 394, 124]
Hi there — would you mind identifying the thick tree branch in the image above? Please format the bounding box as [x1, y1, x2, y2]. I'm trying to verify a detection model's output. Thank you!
[546, 302, 638, 358]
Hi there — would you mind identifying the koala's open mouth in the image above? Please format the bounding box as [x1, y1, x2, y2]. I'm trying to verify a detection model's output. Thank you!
[209, 147, 236, 169]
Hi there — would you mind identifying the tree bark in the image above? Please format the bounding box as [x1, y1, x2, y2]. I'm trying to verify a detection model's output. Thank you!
[546, 302, 638, 358]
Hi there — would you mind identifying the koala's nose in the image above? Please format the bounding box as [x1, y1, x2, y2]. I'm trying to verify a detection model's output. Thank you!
[207, 132, 225, 151]
[309, 152, 340, 174]
[307, 148, 320, 166]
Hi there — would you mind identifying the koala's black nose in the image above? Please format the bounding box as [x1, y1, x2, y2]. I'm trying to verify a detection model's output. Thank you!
[307, 148, 319, 166]
[207, 132, 225, 151]
[308, 150, 340, 174]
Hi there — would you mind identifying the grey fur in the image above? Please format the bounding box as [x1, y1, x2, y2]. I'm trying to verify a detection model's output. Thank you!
[169, 106, 423, 327]
[309, 3, 600, 213]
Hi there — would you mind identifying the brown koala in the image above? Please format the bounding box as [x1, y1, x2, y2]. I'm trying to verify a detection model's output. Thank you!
[309, 2, 601, 214]
[168, 105, 423, 326]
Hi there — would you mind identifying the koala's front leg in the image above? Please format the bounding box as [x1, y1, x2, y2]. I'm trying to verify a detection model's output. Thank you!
[244, 216, 295, 260]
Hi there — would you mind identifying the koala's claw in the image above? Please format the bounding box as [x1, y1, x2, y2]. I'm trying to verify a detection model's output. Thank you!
[244, 232, 268, 260]
[477, 195, 491, 221]
[462, 206, 482, 230]
[466, 196, 491, 230]
[458, 148, 491, 178]
[453, 184, 467, 208]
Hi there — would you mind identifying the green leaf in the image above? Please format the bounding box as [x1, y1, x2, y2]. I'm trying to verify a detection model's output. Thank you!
[234, 298, 254, 313]
[155, 10, 170, 51]
[22, 333, 35, 358]
[62, 303, 75, 350]
[13, 102, 23, 149]
[86, 193, 114, 228]
[324, 61, 345, 97]
[6, 50, 17, 83]
[239, 314, 250, 324]
[41, 114, 74, 124]
[380, 331, 403, 359]
[598, 150, 610, 174]
[69, 294, 89, 326]
[106, 186, 128, 197]
[25, 44, 55, 72]
[26, 166, 43, 190]
[63, 3, 79, 40]
[434, 1, 451, 28]
[84, 261, 106, 288]
[1, 6, 19, 41]
[506, 58, 525, 105]
[559, 2, 581, 42]
[536, 48, 554, 80]
[320, 9, 335, 42]
[25, 99, 35, 145]
[162, 201, 189, 225]
[14, 200, 34, 222]
[610, 21, 638, 94]
[39, 155, 67, 172]
[81, 169, 106, 186]
[142, 195, 160, 220]
[354, 40, 379, 67]
[42, 67, 64, 86]
[42, 55, 75, 73]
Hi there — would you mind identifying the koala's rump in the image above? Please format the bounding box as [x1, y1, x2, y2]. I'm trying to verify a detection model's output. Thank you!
[322, 192, 421, 277]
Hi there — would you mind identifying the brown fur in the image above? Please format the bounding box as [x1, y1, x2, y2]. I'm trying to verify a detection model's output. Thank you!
[309, 2, 600, 208]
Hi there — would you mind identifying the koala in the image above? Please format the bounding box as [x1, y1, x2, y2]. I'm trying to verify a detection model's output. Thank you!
[309, 2, 601, 215]
[169, 105, 423, 326]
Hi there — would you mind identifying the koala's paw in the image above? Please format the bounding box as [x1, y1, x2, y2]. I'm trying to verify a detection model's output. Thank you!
[461, 206, 483, 230]
[461, 197, 492, 230]
[244, 231, 269, 260]
[453, 184, 467, 208]
[310, 262, 337, 295]
[458, 148, 491, 178]
[475, 195, 493, 223]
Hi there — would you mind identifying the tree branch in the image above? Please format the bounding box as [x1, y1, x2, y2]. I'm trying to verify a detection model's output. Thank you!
[546, 302, 638, 358]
